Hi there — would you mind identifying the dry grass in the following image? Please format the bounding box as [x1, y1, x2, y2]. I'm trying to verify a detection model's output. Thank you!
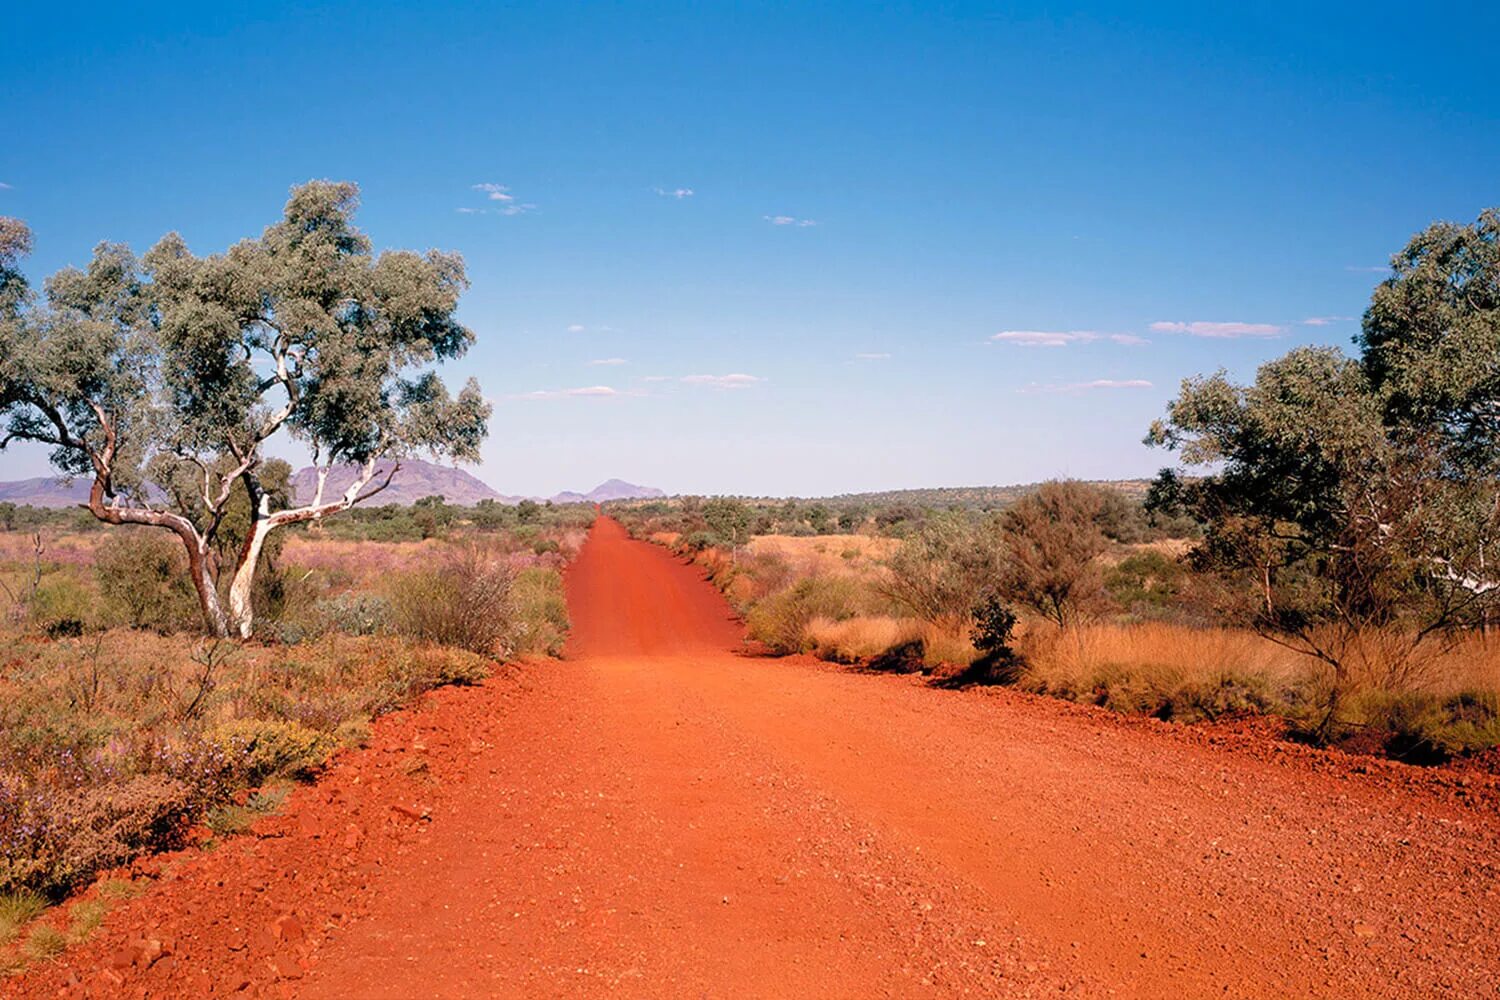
[1023, 622, 1500, 699]
[745, 534, 898, 580]
[804, 615, 921, 662]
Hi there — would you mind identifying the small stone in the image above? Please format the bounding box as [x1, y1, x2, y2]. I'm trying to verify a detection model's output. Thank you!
[1354, 922, 1378, 938]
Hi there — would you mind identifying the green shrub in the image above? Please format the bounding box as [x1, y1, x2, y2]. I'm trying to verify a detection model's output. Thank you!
[94, 532, 198, 632]
[389, 544, 514, 655]
[746, 576, 864, 654]
[212, 719, 337, 783]
[510, 568, 569, 656]
[1362, 690, 1500, 764]
[29, 576, 94, 636]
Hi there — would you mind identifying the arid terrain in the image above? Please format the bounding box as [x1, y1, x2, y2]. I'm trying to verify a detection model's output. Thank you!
[8, 516, 1499, 998]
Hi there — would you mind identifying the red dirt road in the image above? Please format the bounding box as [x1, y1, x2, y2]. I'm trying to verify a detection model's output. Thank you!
[12, 516, 1500, 998]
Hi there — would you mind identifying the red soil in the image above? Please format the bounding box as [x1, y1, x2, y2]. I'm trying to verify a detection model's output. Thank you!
[11, 516, 1500, 998]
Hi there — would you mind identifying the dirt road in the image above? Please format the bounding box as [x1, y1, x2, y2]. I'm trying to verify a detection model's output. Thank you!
[14, 517, 1500, 998]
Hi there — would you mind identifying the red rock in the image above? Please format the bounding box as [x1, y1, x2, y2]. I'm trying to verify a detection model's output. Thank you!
[390, 803, 428, 822]
[268, 953, 303, 980]
[271, 914, 305, 943]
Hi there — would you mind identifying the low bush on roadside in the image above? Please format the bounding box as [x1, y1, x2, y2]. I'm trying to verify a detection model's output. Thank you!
[1358, 690, 1500, 764]
[390, 544, 515, 655]
[0, 631, 495, 902]
[746, 575, 873, 654]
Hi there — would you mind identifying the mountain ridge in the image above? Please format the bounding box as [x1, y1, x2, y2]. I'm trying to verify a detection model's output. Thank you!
[0, 460, 665, 508]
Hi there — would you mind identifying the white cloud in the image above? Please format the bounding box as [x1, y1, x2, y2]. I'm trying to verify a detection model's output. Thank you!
[653, 186, 694, 199]
[1149, 320, 1284, 338]
[681, 373, 765, 389]
[566, 324, 587, 333]
[989, 330, 1146, 348]
[855, 352, 891, 360]
[464, 183, 535, 216]
[1023, 378, 1154, 394]
[0, 182, 11, 190]
[1301, 315, 1355, 326]
[514, 385, 621, 400]
[764, 215, 817, 227]
[639, 375, 673, 382]
[589, 358, 628, 366]
[1345, 265, 1389, 274]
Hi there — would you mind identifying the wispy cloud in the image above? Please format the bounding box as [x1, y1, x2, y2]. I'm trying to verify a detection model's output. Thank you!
[565, 324, 587, 333]
[462, 182, 535, 216]
[989, 330, 1146, 348]
[764, 215, 817, 227]
[1022, 378, 1154, 394]
[1345, 265, 1389, 274]
[1301, 315, 1355, 326]
[589, 358, 628, 366]
[681, 373, 765, 389]
[1149, 320, 1284, 339]
[0, 182, 11, 190]
[514, 385, 621, 400]
[854, 352, 891, 360]
[639, 375, 673, 383]
[653, 186, 694, 199]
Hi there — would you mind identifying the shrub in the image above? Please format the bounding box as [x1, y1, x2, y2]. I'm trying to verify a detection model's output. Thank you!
[389, 543, 514, 655]
[212, 720, 337, 784]
[29, 576, 94, 636]
[312, 594, 392, 636]
[1363, 690, 1500, 764]
[2, 774, 199, 899]
[746, 575, 865, 654]
[510, 567, 569, 656]
[94, 532, 198, 632]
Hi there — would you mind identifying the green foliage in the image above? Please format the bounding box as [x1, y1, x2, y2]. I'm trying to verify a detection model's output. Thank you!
[1360, 689, 1500, 764]
[0, 182, 493, 636]
[94, 531, 198, 632]
[703, 497, 753, 548]
[997, 481, 1111, 628]
[510, 567, 570, 656]
[211, 720, 337, 784]
[389, 544, 515, 655]
[746, 575, 867, 654]
[880, 512, 1001, 626]
[1105, 551, 1187, 617]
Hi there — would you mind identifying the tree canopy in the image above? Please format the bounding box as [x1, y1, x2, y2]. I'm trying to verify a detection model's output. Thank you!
[0, 181, 491, 636]
[1148, 209, 1500, 731]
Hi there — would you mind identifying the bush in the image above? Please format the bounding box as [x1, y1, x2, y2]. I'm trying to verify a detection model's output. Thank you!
[1363, 690, 1500, 763]
[389, 543, 514, 655]
[94, 532, 199, 632]
[212, 720, 337, 784]
[1, 774, 199, 899]
[29, 576, 94, 636]
[510, 567, 569, 656]
[746, 575, 865, 654]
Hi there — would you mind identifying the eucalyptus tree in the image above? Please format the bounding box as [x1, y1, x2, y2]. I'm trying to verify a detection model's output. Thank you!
[0, 182, 490, 636]
[1148, 209, 1500, 733]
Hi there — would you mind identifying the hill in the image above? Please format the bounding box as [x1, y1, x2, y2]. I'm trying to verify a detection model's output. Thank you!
[0, 462, 664, 509]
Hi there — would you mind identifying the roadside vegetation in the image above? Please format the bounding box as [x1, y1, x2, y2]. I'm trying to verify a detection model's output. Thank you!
[0, 497, 589, 971]
[0, 184, 598, 971]
[611, 205, 1500, 774]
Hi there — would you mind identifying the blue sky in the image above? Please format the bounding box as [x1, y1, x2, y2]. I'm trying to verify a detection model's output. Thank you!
[2, 1, 1497, 497]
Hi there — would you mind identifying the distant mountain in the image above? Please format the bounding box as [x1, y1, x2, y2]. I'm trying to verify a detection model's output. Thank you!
[0, 462, 665, 509]
[580, 478, 666, 503]
[289, 457, 507, 507]
[288, 460, 663, 507]
[0, 476, 93, 508]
